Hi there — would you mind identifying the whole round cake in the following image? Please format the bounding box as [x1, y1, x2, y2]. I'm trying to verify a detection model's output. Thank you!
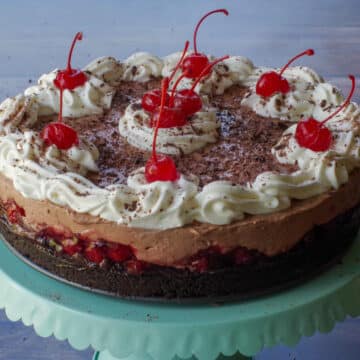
[1, 10, 360, 301]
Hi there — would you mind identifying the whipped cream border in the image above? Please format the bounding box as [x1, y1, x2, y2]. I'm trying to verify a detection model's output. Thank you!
[0, 52, 359, 230]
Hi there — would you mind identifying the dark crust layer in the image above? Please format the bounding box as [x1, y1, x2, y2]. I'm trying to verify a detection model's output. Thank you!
[36, 82, 298, 188]
[1, 203, 359, 302]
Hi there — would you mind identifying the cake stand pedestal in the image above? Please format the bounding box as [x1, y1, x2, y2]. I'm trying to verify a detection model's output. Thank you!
[0, 236, 360, 360]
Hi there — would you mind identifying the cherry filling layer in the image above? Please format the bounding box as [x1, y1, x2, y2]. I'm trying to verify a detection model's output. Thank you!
[37, 227, 149, 275]
[35, 227, 261, 273]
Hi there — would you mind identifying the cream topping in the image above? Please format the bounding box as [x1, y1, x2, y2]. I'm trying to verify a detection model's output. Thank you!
[195, 181, 290, 225]
[162, 53, 255, 95]
[0, 95, 39, 134]
[241, 66, 343, 122]
[84, 56, 124, 86]
[267, 102, 360, 195]
[0, 130, 99, 175]
[24, 65, 117, 117]
[0, 52, 360, 230]
[118, 102, 220, 155]
[122, 52, 163, 82]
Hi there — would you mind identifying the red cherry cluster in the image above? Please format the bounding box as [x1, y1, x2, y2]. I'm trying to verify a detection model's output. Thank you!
[64, 241, 145, 273]
[144, 55, 229, 183]
[143, 53, 228, 183]
[256, 49, 315, 97]
[142, 40, 228, 129]
[295, 75, 356, 152]
[38, 226, 147, 273]
[181, 8, 229, 78]
[141, 8, 230, 128]
[141, 9, 230, 183]
[83, 242, 133, 264]
[41, 32, 87, 150]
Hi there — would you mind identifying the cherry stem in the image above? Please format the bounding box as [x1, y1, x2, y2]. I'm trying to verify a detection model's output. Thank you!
[66, 32, 83, 72]
[152, 78, 170, 162]
[279, 49, 314, 76]
[190, 55, 230, 91]
[168, 40, 190, 85]
[193, 9, 229, 54]
[321, 75, 356, 125]
[169, 73, 187, 106]
[58, 89, 63, 123]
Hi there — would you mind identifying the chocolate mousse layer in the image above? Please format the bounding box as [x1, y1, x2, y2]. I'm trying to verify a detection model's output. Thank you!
[40, 81, 298, 187]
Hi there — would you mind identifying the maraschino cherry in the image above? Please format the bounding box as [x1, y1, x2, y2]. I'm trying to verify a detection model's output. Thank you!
[295, 74, 356, 152]
[54, 32, 88, 91]
[41, 32, 87, 150]
[145, 78, 179, 183]
[41, 123, 79, 150]
[172, 55, 229, 116]
[256, 49, 315, 97]
[181, 9, 229, 78]
[141, 41, 190, 113]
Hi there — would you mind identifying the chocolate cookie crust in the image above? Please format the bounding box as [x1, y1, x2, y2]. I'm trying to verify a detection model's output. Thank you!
[1, 202, 358, 302]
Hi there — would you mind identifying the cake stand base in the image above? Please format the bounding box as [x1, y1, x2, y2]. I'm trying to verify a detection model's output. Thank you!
[93, 350, 251, 360]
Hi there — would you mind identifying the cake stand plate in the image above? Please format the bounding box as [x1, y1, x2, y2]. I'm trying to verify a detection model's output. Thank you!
[0, 234, 360, 360]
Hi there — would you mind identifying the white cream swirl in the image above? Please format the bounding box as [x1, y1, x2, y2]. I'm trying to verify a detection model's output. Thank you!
[0, 130, 99, 176]
[162, 53, 254, 95]
[241, 66, 344, 122]
[268, 101, 360, 193]
[84, 56, 124, 86]
[24, 66, 116, 117]
[126, 169, 198, 229]
[195, 182, 290, 225]
[119, 102, 220, 155]
[0, 95, 39, 134]
[122, 52, 163, 82]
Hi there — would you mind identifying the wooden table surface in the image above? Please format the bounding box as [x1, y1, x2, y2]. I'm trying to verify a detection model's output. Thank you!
[0, 0, 360, 359]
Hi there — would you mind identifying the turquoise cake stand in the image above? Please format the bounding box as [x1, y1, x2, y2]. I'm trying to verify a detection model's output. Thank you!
[0, 235, 360, 360]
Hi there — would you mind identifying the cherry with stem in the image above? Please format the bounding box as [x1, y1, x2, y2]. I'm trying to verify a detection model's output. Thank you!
[54, 32, 88, 91]
[145, 78, 179, 183]
[295, 74, 356, 152]
[182, 9, 229, 79]
[256, 49, 315, 97]
[41, 32, 87, 150]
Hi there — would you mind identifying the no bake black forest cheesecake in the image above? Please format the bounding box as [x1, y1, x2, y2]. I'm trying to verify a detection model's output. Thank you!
[1, 9, 359, 300]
